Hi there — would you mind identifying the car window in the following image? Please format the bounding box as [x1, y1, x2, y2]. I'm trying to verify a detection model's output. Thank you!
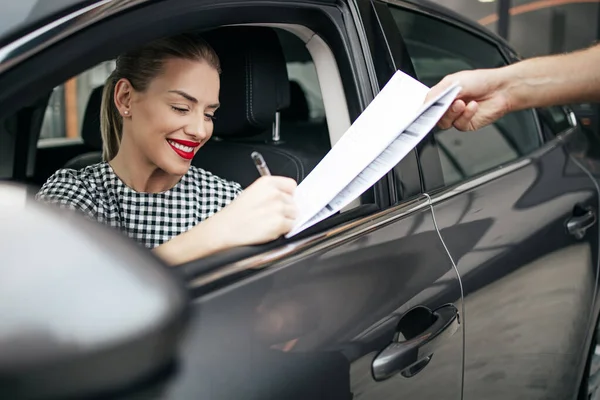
[389, 7, 543, 190]
[286, 62, 325, 122]
[276, 29, 327, 128]
[38, 61, 115, 144]
[32, 27, 348, 208]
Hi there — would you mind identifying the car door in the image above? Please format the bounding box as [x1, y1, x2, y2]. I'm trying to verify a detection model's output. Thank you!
[166, 202, 467, 400]
[384, 3, 600, 399]
[158, 2, 463, 400]
[0, 0, 464, 398]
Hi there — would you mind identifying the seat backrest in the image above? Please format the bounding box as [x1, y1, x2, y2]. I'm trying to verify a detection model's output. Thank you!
[64, 86, 104, 169]
[193, 27, 327, 188]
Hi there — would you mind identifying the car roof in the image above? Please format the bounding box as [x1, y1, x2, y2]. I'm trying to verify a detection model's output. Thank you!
[1, 0, 93, 46]
[0, 0, 339, 47]
[1, 0, 514, 61]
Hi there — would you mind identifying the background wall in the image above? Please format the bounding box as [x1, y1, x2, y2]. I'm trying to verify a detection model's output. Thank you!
[431, 0, 598, 57]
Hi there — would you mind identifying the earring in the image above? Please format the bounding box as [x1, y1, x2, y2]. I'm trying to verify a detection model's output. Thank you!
[123, 110, 129, 116]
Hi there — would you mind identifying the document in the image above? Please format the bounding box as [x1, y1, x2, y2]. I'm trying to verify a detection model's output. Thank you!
[286, 70, 461, 238]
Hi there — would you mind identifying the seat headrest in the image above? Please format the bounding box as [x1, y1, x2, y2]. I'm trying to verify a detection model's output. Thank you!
[81, 86, 104, 150]
[204, 27, 290, 138]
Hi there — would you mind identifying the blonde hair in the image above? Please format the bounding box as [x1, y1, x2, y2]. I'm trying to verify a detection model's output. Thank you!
[100, 34, 221, 161]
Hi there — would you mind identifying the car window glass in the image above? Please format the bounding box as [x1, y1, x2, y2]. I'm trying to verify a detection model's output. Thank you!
[38, 61, 115, 144]
[389, 8, 542, 190]
[276, 29, 329, 141]
[286, 62, 326, 122]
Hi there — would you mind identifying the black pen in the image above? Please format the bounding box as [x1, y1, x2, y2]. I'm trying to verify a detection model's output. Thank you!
[251, 151, 271, 176]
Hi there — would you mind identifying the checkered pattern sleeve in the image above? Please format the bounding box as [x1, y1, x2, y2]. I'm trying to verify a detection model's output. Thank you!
[35, 169, 97, 220]
[195, 167, 243, 209]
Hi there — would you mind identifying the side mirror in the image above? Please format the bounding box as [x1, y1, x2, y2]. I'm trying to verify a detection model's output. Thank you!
[0, 183, 189, 399]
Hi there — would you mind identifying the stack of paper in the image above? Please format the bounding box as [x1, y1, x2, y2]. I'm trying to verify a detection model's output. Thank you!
[285, 70, 461, 238]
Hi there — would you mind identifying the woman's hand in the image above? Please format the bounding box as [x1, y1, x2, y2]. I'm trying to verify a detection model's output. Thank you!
[153, 176, 298, 266]
[209, 176, 298, 248]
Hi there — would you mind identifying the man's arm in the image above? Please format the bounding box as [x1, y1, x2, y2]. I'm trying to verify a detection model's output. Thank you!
[506, 44, 600, 110]
[427, 43, 600, 131]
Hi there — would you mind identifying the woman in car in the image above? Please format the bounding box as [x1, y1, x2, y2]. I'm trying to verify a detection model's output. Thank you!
[36, 34, 298, 266]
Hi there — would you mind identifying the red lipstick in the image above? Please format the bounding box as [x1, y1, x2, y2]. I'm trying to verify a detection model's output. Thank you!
[167, 139, 200, 160]
[169, 139, 201, 147]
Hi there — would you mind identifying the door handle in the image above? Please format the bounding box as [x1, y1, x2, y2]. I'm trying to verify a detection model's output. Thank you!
[371, 304, 459, 381]
[566, 209, 596, 240]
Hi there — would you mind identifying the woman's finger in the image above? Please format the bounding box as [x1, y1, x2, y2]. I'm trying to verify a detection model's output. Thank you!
[282, 204, 298, 220]
[270, 176, 297, 194]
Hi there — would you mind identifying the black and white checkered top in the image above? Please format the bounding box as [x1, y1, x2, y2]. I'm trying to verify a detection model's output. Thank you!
[36, 162, 242, 249]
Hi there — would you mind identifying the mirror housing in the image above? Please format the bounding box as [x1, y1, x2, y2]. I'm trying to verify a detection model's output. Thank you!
[0, 183, 189, 399]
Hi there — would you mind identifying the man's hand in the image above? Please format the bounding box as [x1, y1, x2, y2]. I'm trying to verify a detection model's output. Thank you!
[425, 68, 512, 131]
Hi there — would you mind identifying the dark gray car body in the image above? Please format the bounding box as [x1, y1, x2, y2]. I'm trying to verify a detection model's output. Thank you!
[1, 1, 599, 399]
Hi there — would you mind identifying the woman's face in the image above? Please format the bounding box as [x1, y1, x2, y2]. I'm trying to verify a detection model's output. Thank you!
[118, 57, 220, 176]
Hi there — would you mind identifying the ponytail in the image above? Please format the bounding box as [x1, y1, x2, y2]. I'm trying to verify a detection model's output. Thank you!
[100, 73, 122, 162]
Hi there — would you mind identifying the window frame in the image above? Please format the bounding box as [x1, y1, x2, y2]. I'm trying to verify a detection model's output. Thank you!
[379, 0, 548, 194]
[353, 0, 424, 204]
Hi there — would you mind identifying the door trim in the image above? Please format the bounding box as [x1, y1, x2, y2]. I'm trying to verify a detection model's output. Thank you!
[187, 196, 430, 290]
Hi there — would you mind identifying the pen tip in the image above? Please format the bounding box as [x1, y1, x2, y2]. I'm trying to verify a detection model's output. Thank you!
[251, 151, 262, 163]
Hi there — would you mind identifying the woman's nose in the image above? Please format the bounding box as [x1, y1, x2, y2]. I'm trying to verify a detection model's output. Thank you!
[185, 118, 208, 141]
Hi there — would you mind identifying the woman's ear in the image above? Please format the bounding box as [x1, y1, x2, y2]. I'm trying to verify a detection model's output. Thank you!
[114, 78, 133, 118]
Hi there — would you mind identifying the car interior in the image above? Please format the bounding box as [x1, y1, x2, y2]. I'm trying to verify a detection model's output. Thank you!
[57, 27, 332, 189]
[1, 19, 384, 276]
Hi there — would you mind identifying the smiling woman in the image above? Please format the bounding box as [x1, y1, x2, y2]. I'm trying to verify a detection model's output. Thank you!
[35, 33, 299, 266]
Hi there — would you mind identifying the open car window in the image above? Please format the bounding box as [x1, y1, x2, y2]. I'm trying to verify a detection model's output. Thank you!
[22, 23, 382, 273]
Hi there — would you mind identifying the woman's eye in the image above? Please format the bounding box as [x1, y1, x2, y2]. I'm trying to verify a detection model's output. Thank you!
[171, 106, 188, 114]
[205, 114, 216, 122]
